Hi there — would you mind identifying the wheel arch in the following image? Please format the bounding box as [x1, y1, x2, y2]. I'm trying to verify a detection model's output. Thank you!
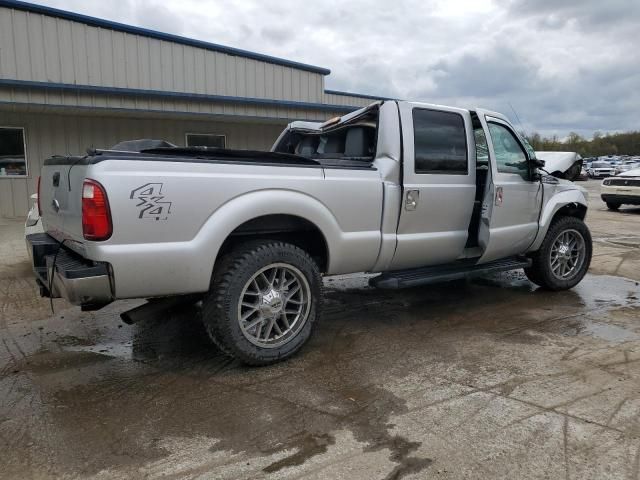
[217, 214, 330, 273]
[528, 189, 589, 252]
[193, 189, 342, 286]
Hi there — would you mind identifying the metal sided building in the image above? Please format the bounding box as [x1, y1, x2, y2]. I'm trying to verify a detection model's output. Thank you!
[0, 0, 384, 218]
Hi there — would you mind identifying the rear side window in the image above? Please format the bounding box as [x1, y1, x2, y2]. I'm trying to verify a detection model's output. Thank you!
[413, 109, 467, 174]
[186, 133, 226, 148]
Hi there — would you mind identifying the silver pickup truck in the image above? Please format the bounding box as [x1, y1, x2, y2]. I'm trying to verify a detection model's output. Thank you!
[28, 100, 592, 365]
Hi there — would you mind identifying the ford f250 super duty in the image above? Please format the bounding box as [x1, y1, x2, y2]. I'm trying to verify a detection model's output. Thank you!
[28, 100, 592, 365]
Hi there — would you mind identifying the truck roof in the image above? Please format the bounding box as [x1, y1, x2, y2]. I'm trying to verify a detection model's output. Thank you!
[287, 100, 512, 133]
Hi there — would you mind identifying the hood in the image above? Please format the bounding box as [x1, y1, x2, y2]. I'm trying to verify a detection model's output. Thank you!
[619, 168, 640, 177]
[535, 151, 583, 180]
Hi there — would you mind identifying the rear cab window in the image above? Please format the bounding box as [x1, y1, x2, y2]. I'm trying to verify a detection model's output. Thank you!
[412, 109, 467, 174]
[273, 106, 379, 164]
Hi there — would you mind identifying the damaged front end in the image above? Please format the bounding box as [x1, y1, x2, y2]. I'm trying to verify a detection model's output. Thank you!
[535, 151, 583, 181]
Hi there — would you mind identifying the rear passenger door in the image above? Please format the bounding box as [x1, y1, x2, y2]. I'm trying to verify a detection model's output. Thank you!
[390, 104, 476, 270]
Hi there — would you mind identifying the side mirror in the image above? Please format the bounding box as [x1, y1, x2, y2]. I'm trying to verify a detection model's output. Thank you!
[530, 158, 545, 169]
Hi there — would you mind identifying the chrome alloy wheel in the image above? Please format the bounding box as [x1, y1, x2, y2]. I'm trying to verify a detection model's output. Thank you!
[549, 229, 586, 280]
[237, 263, 312, 348]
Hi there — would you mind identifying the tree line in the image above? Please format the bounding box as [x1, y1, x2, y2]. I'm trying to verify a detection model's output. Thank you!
[524, 131, 640, 158]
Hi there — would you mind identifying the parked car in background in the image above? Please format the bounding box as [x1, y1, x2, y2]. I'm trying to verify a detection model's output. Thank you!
[534, 151, 583, 181]
[613, 161, 640, 176]
[601, 168, 640, 210]
[588, 161, 615, 178]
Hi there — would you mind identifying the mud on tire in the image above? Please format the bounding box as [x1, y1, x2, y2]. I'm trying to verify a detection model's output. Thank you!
[525, 216, 592, 291]
[202, 241, 322, 366]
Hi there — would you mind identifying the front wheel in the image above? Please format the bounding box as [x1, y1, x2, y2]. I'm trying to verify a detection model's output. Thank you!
[606, 201, 621, 210]
[525, 216, 592, 290]
[202, 241, 322, 366]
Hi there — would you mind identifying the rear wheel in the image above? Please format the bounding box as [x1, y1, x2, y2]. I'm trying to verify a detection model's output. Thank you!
[606, 201, 621, 210]
[525, 216, 592, 290]
[202, 241, 322, 365]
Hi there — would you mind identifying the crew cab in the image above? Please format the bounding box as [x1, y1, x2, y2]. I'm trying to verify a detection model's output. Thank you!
[28, 100, 592, 365]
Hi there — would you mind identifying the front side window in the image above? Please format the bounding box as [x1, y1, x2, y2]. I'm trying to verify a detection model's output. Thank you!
[487, 122, 529, 179]
[413, 109, 467, 174]
[186, 133, 226, 148]
[0, 127, 27, 177]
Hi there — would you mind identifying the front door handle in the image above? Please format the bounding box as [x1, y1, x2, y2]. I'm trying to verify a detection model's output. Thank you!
[405, 190, 419, 211]
[495, 186, 503, 206]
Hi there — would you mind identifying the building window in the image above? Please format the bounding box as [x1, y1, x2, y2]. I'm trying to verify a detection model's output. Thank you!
[413, 109, 467, 174]
[0, 127, 27, 177]
[185, 133, 226, 148]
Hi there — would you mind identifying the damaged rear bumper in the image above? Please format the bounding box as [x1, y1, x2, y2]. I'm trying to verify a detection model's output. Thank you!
[26, 233, 114, 309]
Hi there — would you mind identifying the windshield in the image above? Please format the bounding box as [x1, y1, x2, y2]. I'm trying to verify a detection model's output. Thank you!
[592, 162, 610, 168]
[517, 134, 537, 160]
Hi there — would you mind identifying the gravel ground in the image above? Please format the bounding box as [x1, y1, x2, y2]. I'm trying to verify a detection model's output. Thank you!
[1, 179, 640, 479]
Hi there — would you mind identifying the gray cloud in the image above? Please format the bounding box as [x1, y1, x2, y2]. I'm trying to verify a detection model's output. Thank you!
[429, 46, 541, 98]
[506, 0, 640, 29]
[260, 26, 293, 44]
[132, 1, 183, 35]
[33, 0, 640, 138]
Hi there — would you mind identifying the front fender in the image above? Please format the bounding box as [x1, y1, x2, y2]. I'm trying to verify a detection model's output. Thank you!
[528, 187, 588, 252]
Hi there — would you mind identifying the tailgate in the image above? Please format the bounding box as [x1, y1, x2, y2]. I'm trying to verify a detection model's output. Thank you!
[40, 157, 89, 244]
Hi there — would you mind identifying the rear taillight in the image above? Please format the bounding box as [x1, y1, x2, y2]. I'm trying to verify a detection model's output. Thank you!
[82, 179, 112, 241]
[37, 176, 41, 216]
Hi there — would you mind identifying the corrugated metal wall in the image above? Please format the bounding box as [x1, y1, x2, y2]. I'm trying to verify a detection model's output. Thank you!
[0, 6, 325, 103]
[0, 110, 287, 217]
[323, 92, 377, 108]
[0, 85, 342, 122]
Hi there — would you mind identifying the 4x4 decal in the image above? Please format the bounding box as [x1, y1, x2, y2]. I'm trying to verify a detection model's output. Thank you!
[130, 183, 172, 220]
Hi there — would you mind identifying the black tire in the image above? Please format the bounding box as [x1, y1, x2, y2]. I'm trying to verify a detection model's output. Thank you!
[606, 201, 621, 210]
[525, 216, 592, 291]
[202, 241, 322, 366]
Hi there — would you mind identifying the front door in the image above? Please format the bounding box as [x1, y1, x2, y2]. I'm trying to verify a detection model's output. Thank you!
[477, 112, 542, 263]
[390, 103, 477, 270]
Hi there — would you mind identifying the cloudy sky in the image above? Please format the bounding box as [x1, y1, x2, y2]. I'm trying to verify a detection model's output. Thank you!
[33, 0, 640, 138]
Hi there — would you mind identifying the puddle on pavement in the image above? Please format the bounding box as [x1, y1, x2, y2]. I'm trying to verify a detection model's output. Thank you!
[581, 321, 639, 343]
[1, 272, 639, 478]
[9, 348, 114, 374]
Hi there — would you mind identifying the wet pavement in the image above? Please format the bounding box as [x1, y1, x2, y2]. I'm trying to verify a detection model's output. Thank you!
[1, 179, 640, 479]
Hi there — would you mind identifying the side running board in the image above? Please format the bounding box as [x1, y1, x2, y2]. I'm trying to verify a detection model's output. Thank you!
[369, 256, 532, 289]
